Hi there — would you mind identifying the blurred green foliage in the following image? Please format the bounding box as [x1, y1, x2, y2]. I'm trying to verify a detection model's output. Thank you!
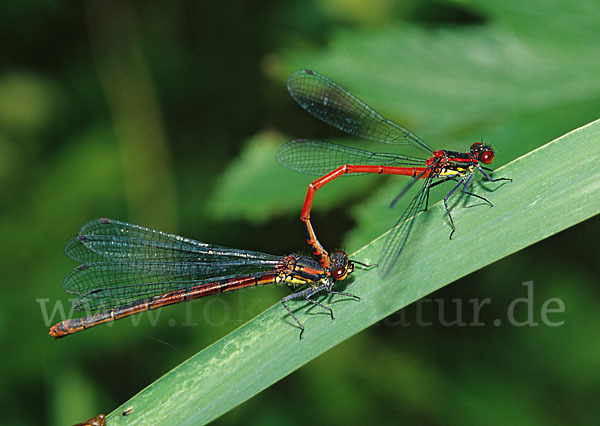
[1, 0, 598, 425]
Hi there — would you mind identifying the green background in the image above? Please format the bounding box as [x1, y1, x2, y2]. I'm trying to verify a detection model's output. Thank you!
[1, 0, 598, 424]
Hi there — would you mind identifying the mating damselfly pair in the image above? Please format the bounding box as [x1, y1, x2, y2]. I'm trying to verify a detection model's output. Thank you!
[50, 70, 508, 339]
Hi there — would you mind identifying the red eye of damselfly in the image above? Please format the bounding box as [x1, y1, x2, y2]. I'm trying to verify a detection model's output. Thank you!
[333, 266, 347, 280]
[480, 149, 494, 164]
[470, 142, 494, 165]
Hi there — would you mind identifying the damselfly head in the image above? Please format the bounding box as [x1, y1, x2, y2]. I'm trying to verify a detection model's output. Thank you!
[330, 250, 352, 281]
[470, 142, 495, 165]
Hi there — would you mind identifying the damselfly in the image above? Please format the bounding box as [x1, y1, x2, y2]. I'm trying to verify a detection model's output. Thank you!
[278, 69, 510, 276]
[50, 218, 358, 339]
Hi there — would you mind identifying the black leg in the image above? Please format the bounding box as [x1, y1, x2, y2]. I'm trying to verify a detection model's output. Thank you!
[461, 190, 493, 206]
[303, 285, 362, 320]
[461, 172, 493, 207]
[427, 176, 458, 190]
[423, 175, 455, 212]
[304, 284, 335, 318]
[304, 296, 334, 320]
[352, 259, 378, 270]
[281, 285, 327, 339]
[326, 290, 361, 300]
[431, 174, 492, 206]
[281, 285, 333, 339]
[434, 167, 510, 241]
[443, 177, 466, 240]
[281, 284, 362, 339]
[478, 166, 512, 183]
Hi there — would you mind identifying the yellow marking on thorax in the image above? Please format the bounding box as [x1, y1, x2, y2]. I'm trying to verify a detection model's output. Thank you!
[276, 270, 312, 286]
[285, 276, 313, 286]
[439, 165, 473, 177]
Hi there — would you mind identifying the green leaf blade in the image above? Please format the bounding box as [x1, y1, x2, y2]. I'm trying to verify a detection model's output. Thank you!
[107, 120, 600, 425]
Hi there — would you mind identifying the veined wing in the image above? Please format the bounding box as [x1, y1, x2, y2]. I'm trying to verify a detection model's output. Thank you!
[277, 139, 426, 176]
[65, 218, 280, 264]
[287, 69, 433, 154]
[378, 170, 435, 277]
[62, 218, 283, 311]
[65, 261, 277, 311]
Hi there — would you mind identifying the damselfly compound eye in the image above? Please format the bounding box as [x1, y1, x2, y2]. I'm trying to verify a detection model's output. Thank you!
[332, 266, 347, 280]
[480, 149, 494, 164]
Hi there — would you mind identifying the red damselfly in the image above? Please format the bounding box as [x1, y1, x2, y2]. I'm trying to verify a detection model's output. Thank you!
[277, 69, 510, 276]
[50, 218, 358, 339]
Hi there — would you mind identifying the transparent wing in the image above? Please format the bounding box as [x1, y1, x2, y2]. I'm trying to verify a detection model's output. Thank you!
[62, 218, 282, 311]
[287, 69, 433, 154]
[378, 171, 436, 277]
[277, 139, 426, 176]
[65, 218, 279, 264]
[65, 262, 273, 311]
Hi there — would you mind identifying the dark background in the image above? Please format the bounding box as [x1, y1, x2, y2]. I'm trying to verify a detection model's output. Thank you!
[1, 1, 598, 424]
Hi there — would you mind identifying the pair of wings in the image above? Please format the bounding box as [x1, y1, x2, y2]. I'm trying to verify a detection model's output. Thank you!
[64, 218, 282, 311]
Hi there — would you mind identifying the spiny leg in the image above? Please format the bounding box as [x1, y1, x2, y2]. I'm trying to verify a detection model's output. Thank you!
[427, 176, 458, 190]
[307, 286, 361, 317]
[303, 285, 334, 320]
[326, 290, 361, 300]
[461, 172, 493, 207]
[281, 285, 328, 339]
[430, 175, 492, 206]
[426, 176, 459, 212]
[422, 175, 436, 212]
[443, 177, 467, 240]
[478, 166, 512, 183]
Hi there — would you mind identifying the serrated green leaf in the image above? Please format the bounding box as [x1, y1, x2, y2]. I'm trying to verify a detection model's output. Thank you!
[105, 119, 600, 425]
